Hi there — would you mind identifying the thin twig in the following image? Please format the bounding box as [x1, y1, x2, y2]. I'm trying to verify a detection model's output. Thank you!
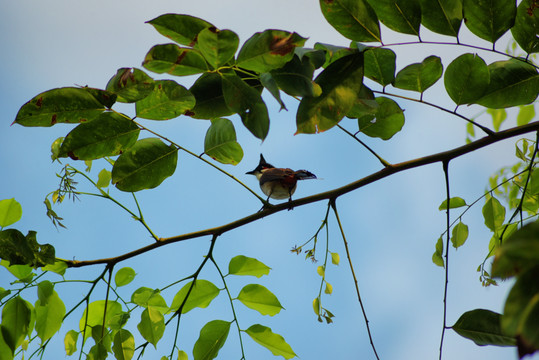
[331, 199, 380, 360]
[337, 124, 391, 167]
[439, 160, 451, 360]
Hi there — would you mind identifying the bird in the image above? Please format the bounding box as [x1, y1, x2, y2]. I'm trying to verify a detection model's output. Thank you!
[246, 154, 316, 207]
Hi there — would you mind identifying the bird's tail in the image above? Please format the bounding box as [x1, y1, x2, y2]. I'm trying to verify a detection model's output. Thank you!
[295, 170, 317, 180]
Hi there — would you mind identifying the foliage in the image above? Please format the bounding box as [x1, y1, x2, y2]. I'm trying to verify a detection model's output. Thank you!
[2, 1, 539, 360]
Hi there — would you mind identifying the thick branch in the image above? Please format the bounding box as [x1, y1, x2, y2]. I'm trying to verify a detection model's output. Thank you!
[65, 121, 539, 268]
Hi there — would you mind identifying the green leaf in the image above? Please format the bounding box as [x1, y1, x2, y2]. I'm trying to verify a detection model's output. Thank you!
[143, 44, 208, 76]
[146, 14, 214, 46]
[313, 297, 321, 316]
[178, 350, 189, 360]
[366, 0, 421, 36]
[58, 112, 139, 160]
[0, 330, 13, 360]
[511, 0, 539, 54]
[193, 320, 230, 360]
[1, 261, 34, 282]
[297, 52, 364, 134]
[204, 118, 243, 165]
[492, 220, 539, 278]
[236, 284, 284, 316]
[314, 42, 357, 68]
[501, 266, 539, 343]
[106, 68, 155, 103]
[79, 300, 122, 340]
[195, 27, 239, 69]
[270, 55, 321, 97]
[419, 0, 463, 37]
[221, 72, 269, 140]
[245, 324, 296, 359]
[137, 307, 164, 348]
[517, 105, 536, 126]
[451, 222, 469, 249]
[438, 197, 467, 210]
[111, 138, 178, 192]
[432, 237, 445, 267]
[188, 72, 234, 119]
[35, 283, 66, 342]
[115, 267, 136, 287]
[259, 73, 287, 110]
[364, 47, 396, 86]
[64, 330, 78, 356]
[357, 96, 404, 140]
[0, 230, 55, 267]
[325, 282, 333, 294]
[0, 199, 22, 227]
[130, 288, 168, 313]
[444, 53, 490, 105]
[463, 0, 516, 43]
[14, 87, 115, 127]
[1, 296, 32, 352]
[482, 196, 506, 232]
[136, 80, 195, 120]
[319, 0, 381, 42]
[112, 329, 135, 360]
[317, 265, 325, 277]
[487, 108, 507, 132]
[394, 56, 443, 93]
[477, 59, 539, 109]
[170, 280, 220, 314]
[452, 309, 515, 346]
[236, 30, 307, 73]
[228, 255, 271, 277]
[96, 169, 112, 189]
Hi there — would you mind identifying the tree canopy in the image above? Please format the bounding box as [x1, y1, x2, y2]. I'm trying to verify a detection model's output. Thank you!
[1, 1, 539, 360]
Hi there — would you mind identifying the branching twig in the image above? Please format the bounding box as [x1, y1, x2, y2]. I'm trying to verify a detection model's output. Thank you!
[439, 160, 451, 360]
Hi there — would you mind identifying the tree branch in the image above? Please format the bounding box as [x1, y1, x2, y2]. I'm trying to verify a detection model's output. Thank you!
[63, 121, 539, 268]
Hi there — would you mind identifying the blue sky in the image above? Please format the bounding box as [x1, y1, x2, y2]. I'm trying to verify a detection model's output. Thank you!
[0, 1, 535, 359]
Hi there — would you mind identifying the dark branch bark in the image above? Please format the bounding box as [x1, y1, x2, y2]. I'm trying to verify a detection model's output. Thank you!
[65, 121, 539, 268]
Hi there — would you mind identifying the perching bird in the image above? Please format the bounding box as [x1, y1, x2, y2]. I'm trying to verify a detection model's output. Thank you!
[246, 154, 316, 206]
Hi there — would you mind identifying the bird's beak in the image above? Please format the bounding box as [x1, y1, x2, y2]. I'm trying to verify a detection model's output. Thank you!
[246, 170, 256, 175]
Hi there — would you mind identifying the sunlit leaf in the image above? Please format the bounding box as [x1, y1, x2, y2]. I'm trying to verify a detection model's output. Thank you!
[517, 105, 536, 126]
[112, 329, 135, 360]
[245, 324, 296, 359]
[35, 282, 65, 342]
[237, 284, 284, 316]
[487, 108, 507, 132]
[228, 255, 271, 277]
[193, 320, 230, 360]
[115, 267, 136, 287]
[111, 138, 178, 192]
[79, 300, 122, 340]
[170, 280, 220, 314]
[451, 222, 469, 249]
[64, 330, 78, 356]
[432, 237, 445, 268]
[137, 307, 164, 348]
[438, 197, 467, 210]
[331, 252, 340, 265]
[482, 196, 506, 232]
[319, 0, 381, 42]
[0, 198, 22, 227]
